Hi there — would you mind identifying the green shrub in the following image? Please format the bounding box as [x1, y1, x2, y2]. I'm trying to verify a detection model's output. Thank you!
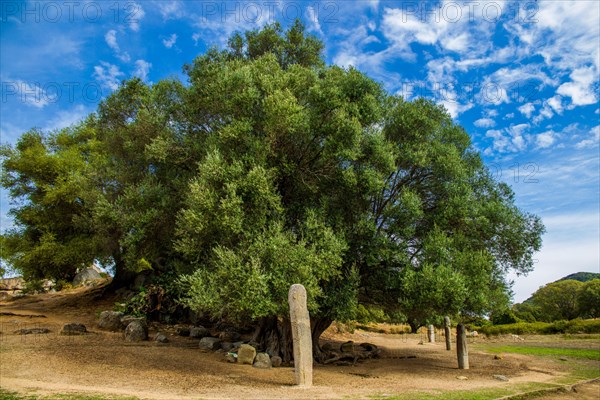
[480, 319, 600, 336]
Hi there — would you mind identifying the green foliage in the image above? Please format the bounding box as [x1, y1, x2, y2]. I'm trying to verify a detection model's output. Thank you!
[479, 319, 600, 336]
[559, 272, 600, 283]
[577, 279, 600, 318]
[513, 279, 600, 322]
[1, 22, 545, 335]
[21, 279, 46, 294]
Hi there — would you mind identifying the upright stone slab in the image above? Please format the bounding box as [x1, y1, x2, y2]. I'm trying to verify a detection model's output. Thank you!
[289, 284, 313, 387]
[444, 316, 452, 351]
[457, 323, 469, 369]
[427, 324, 435, 343]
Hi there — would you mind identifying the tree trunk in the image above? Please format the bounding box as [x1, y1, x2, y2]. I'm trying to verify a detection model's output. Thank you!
[409, 321, 420, 334]
[251, 316, 333, 364]
[105, 252, 136, 292]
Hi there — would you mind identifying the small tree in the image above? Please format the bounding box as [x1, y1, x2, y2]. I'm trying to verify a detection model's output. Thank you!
[578, 279, 600, 319]
[531, 280, 583, 321]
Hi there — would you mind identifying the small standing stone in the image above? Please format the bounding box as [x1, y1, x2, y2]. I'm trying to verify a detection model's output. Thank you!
[444, 316, 452, 351]
[289, 284, 313, 387]
[427, 325, 435, 343]
[237, 344, 257, 365]
[457, 323, 469, 370]
[253, 352, 272, 368]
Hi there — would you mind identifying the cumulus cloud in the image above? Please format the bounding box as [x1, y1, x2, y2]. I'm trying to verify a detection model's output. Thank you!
[162, 34, 177, 49]
[306, 6, 323, 35]
[128, 2, 145, 32]
[134, 59, 152, 82]
[158, 1, 185, 20]
[557, 67, 598, 106]
[93, 62, 124, 91]
[104, 30, 130, 62]
[6, 80, 51, 108]
[518, 103, 535, 118]
[536, 130, 558, 149]
[474, 118, 495, 128]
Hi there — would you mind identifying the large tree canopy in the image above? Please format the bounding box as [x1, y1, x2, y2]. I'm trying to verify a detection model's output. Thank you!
[1, 21, 544, 360]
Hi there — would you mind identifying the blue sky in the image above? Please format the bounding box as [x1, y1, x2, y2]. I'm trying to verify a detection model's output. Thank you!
[1, 0, 598, 302]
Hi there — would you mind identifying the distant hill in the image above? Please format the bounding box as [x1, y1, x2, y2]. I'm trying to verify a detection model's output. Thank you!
[518, 271, 600, 305]
[556, 272, 600, 283]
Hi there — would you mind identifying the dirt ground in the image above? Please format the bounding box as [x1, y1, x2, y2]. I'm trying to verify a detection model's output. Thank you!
[0, 286, 598, 400]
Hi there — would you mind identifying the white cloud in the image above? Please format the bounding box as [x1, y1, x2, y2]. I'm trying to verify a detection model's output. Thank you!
[306, 6, 323, 35]
[9, 80, 52, 108]
[557, 67, 598, 106]
[536, 130, 557, 149]
[105, 30, 119, 51]
[104, 30, 130, 62]
[43, 105, 89, 131]
[162, 34, 178, 49]
[134, 59, 152, 82]
[486, 123, 530, 153]
[547, 95, 564, 114]
[474, 118, 495, 128]
[158, 1, 184, 20]
[518, 103, 535, 118]
[192, 33, 201, 46]
[128, 2, 145, 32]
[93, 62, 124, 91]
[575, 125, 600, 149]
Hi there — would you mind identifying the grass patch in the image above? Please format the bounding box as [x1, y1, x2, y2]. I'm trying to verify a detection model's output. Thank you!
[367, 382, 559, 400]
[483, 345, 600, 361]
[0, 389, 138, 400]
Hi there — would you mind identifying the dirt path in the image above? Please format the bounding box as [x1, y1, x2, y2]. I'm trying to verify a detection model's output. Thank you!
[0, 288, 595, 399]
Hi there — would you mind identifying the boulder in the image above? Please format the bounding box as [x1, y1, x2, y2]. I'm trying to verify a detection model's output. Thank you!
[98, 311, 124, 331]
[154, 332, 169, 343]
[124, 320, 148, 342]
[253, 352, 272, 368]
[60, 323, 87, 335]
[190, 326, 211, 339]
[271, 355, 282, 367]
[121, 315, 145, 329]
[199, 337, 222, 351]
[73, 266, 103, 286]
[237, 344, 256, 365]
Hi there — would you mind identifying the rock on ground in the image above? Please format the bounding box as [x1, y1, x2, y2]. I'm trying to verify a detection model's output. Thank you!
[190, 326, 211, 339]
[253, 352, 272, 368]
[199, 337, 222, 351]
[124, 320, 148, 342]
[72, 266, 102, 286]
[237, 344, 256, 365]
[154, 333, 169, 343]
[60, 323, 87, 335]
[271, 355, 282, 367]
[97, 311, 124, 332]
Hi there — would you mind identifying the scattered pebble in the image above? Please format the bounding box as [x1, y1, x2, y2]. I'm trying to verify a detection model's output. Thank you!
[493, 374, 509, 381]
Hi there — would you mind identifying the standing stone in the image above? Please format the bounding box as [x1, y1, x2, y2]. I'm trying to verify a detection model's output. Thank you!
[457, 323, 469, 370]
[427, 324, 435, 343]
[237, 344, 257, 365]
[289, 284, 313, 387]
[444, 316, 452, 351]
